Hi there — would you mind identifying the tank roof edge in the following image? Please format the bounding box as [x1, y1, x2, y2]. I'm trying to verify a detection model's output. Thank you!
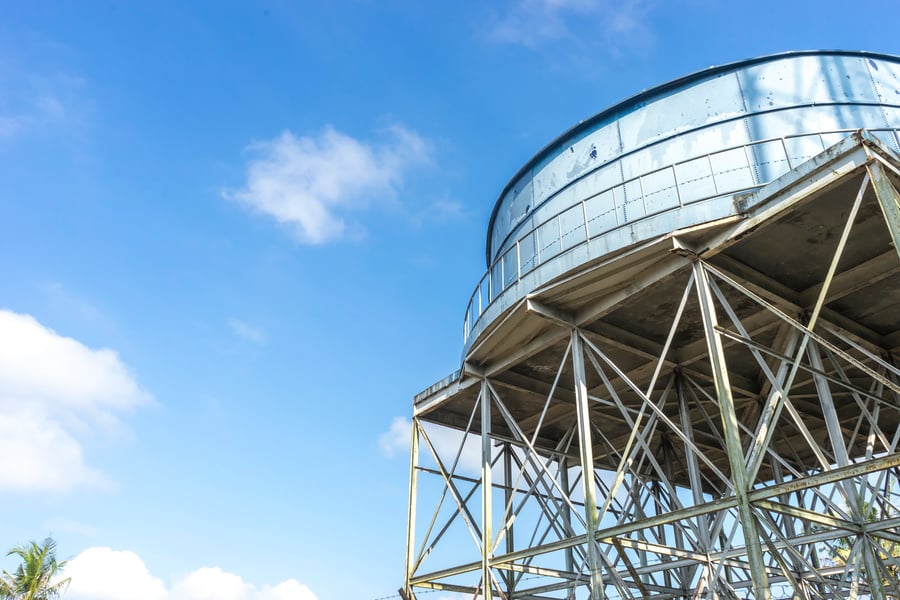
[483, 49, 900, 267]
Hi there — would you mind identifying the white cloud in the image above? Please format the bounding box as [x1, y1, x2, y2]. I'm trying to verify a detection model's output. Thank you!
[488, 0, 654, 49]
[0, 410, 107, 491]
[170, 567, 251, 600]
[0, 115, 27, 140]
[0, 65, 88, 143]
[257, 581, 318, 600]
[65, 548, 167, 600]
[0, 309, 151, 493]
[225, 124, 430, 244]
[489, 0, 594, 46]
[41, 282, 115, 331]
[0, 94, 67, 142]
[64, 548, 318, 600]
[43, 518, 99, 538]
[227, 318, 267, 345]
[409, 197, 471, 229]
[378, 416, 411, 457]
[428, 199, 468, 222]
[379, 417, 483, 475]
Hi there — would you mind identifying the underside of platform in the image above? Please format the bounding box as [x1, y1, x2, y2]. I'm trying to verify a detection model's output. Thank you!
[405, 132, 900, 599]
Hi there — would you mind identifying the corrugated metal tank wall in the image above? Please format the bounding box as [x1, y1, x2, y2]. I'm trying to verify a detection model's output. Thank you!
[464, 52, 900, 348]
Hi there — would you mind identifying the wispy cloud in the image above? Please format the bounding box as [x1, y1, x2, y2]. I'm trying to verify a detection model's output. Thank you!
[489, 0, 596, 47]
[41, 281, 116, 332]
[227, 318, 267, 345]
[0, 309, 152, 493]
[0, 67, 87, 143]
[378, 416, 411, 458]
[225, 124, 431, 244]
[407, 197, 473, 230]
[488, 0, 655, 50]
[43, 518, 99, 538]
[0, 115, 27, 140]
[64, 547, 319, 600]
[429, 198, 468, 221]
[379, 417, 482, 475]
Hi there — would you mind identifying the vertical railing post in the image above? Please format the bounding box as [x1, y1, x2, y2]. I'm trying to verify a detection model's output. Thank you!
[582, 200, 590, 241]
[637, 174, 647, 215]
[571, 329, 605, 599]
[742, 144, 755, 186]
[556, 215, 563, 254]
[693, 261, 771, 599]
[782, 137, 793, 170]
[707, 154, 719, 195]
[514, 240, 520, 282]
[672, 165, 683, 207]
[489, 263, 494, 303]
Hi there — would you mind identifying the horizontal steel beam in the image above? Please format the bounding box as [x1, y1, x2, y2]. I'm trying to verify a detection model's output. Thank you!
[410, 452, 900, 585]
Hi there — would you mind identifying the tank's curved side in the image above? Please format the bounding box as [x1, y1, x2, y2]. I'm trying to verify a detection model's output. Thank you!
[463, 51, 900, 351]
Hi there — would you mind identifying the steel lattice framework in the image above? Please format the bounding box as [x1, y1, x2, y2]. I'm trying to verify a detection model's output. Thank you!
[404, 133, 900, 599]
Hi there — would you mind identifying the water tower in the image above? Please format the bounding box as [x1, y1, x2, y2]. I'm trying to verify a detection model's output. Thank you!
[404, 51, 900, 599]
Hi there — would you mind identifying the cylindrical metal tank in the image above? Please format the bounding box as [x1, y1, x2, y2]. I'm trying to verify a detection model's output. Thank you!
[464, 50, 900, 349]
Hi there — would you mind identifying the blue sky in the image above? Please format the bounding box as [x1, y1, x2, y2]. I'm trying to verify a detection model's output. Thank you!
[2, 2, 900, 599]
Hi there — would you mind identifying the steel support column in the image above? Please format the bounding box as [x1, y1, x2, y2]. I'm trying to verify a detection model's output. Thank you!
[502, 442, 516, 597]
[407, 135, 900, 599]
[676, 373, 711, 597]
[480, 379, 494, 600]
[559, 456, 576, 600]
[572, 328, 606, 599]
[807, 339, 888, 600]
[693, 260, 772, 599]
[404, 419, 419, 600]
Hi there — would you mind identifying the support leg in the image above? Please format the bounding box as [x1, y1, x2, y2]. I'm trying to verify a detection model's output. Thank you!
[572, 329, 605, 599]
[693, 261, 771, 599]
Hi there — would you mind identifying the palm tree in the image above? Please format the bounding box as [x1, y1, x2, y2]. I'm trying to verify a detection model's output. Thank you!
[829, 495, 900, 600]
[0, 538, 70, 600]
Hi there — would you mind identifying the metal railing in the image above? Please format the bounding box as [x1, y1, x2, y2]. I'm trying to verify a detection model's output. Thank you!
[462, 128, 900, 344]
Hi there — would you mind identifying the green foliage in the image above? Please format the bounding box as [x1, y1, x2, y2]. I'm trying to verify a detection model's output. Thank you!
[829, 499, 900, 599]
[0, 538, 70, 600]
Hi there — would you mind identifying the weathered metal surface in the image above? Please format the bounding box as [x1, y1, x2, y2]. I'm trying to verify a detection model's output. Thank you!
[407, 53, 900, 599]
[464, 52, 900, 353]
[406, 132, 900, 599]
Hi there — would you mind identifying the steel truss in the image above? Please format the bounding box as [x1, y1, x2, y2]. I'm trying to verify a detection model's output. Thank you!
[405, 133, 900, 599]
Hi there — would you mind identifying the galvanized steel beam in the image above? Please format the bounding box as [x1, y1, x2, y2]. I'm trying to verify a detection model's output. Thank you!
[572, 329, 605, 598]
[693, 260, 771, 599]
[407, 133, 900, 599]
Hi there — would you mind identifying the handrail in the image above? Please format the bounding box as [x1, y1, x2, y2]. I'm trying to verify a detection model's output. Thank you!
[462, 128, 900, 344]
